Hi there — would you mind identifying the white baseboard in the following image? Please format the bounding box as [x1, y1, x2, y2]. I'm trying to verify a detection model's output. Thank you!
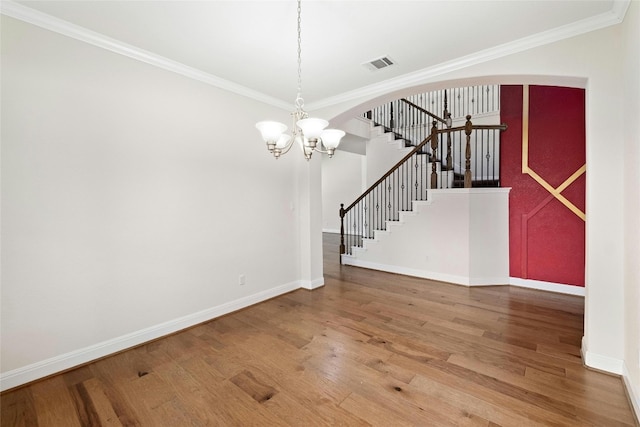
[623, 362, 640, 425]
[0, 280, 307, 392]
[581, 340, 639, 424]
[509, 277, 586, 296]
[341, 257, 508, 287]
[322, 228, 340, 234]
[340, 261, 584, 295]
[468, 276, 510, 286]
[300, 277, 325, 290]
[581, 337, 624, 375]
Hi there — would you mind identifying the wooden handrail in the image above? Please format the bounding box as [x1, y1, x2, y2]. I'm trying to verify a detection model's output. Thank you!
[400, 98, 447, 125]
[471, 124, 508, 131]
[343, 121, 440, 214]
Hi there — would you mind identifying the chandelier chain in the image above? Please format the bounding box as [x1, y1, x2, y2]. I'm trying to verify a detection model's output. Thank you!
[295, 0, 303, 109]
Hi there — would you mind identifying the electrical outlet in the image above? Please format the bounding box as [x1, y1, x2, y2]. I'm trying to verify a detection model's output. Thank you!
[239, 274, 246, 286]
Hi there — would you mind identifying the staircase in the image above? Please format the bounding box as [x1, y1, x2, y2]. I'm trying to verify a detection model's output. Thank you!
[364, 123, 442, 191]
[341, 87, 508, 272]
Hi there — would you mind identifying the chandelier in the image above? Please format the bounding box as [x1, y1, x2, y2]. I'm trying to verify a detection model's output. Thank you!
[255, 0, 344, 160]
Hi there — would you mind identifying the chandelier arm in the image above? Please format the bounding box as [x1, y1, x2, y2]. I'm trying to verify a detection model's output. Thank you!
[309, 141, 336, 158]
[277, 138, 297, 157]
[312, 144, 329, 154]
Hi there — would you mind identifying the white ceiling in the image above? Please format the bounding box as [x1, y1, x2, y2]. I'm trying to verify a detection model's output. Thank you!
[4, 1, 625, 109]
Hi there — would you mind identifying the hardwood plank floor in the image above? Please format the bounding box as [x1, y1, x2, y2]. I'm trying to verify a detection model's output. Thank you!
[2, 233, 637, 426]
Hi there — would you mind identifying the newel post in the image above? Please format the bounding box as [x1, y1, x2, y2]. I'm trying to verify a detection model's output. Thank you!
[464, 115, 473, 188]
[339, 203, 345, 256]
[430, 121, 439, 189]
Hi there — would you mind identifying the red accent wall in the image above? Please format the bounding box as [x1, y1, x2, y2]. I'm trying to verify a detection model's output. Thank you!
[501, 85, 585, 287]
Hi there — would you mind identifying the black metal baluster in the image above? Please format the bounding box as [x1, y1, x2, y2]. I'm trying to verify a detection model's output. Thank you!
[348, 210, 352, 254]
[420, 146, 424, 197]
[379, 185, 382, 231]
[387, 177, 391, 225]
[376, 183, 380, 231]
[405, 162, 408, 210]
[362, 198, 366, 239]
[484, 129, 489, 185]
[382, 178, 386, 230]
[457, 129, 462, 187]
[339, 204, 345, 255]
[349, 202, 362, 246]
[373, 187, 376, 232]
[415, 154, 419, 201]
[480, 131, 483, 185]
[409, 155, 413, 201]
[353, 207, 357, 253]
[352, 208, 355, 253]
[350, 208, 354, 253]
[344, 210, 348, 254]
[409, 157, 412, 205]
[409, 156, 415, 206]
[372, 194, 375, 238]
[475, 128, 479, 186]
[396, 169, 399, 219]
[370, 192, 373, 236]
[360, 199, 363, 244]
[492, 130, 500, 187]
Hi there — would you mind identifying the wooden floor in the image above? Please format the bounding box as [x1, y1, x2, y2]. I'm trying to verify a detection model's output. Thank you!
[2, 234, 637, 426]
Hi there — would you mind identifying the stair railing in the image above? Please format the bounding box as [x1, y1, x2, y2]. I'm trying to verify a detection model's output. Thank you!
[365, 85, 500, 145]
[366, 98, 447, 150]
[339, 116, 507, 257]
[397, 85, 499, 122]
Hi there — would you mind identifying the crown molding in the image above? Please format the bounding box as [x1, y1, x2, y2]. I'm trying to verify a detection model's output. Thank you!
[0, 1, 292, 111]
[2, 0, 630, 112]
[307, 0, 631, 110]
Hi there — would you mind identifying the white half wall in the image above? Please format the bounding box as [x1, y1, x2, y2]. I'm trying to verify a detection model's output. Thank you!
[342, 188, 510, 286]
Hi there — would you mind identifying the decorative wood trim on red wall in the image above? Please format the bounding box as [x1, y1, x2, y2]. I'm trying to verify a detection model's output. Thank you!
[501, 85, 586, 287]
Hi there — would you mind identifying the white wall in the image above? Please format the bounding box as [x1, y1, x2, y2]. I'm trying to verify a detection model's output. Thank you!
[365, 129, 412, 187]
[317, 12, 634, 377]
[622, 0, 640, 417]
[0, 16, 314, 389]
[321, 151, 364, 233]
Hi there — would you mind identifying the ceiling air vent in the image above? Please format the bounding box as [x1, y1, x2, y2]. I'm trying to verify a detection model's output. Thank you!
[363, 56, 395, 71]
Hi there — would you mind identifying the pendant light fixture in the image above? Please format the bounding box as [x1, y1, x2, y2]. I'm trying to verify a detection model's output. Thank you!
[256, 0, 344, 160]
